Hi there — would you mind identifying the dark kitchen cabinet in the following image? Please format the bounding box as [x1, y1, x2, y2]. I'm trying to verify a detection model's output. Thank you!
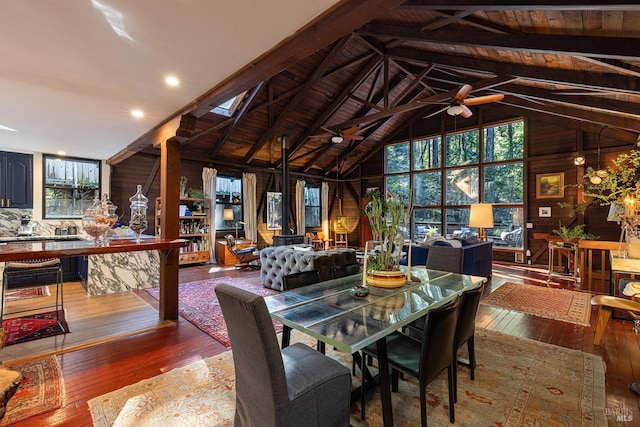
[0, 151, 33, 208]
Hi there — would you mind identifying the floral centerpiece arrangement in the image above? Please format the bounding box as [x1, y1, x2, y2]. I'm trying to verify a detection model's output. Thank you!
[363, 189, 413, 288]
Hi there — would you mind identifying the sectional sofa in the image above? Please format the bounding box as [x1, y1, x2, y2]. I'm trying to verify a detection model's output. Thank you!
[260, 245, 357, 291]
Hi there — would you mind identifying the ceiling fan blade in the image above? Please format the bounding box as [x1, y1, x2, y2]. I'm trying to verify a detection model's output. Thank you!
[453, 84, 473, 101]
[460, 105, 473, 118]
[341, 126, 360, 136]
[320, 126, 337, 135]
[463, 93, 504, 106]
[423, 106, 449, 119]
[345, 135, 364, 140]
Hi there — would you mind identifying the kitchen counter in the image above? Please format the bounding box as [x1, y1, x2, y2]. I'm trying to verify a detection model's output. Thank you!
[0, 235, 84, 242]
[0, 237, 186, 320]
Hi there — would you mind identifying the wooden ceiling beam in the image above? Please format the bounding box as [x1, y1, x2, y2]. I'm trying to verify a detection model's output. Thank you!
[242, 35, 352, 164]
[398, 1, 640, 11]
[282, 56, 382, 163]
[361, 24, 640, 61]
[207, 82, 265, 158]
[389, 47, 640, 94]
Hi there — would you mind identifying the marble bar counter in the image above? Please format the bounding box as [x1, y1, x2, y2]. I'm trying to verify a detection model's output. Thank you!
[0, 237, 187, 299]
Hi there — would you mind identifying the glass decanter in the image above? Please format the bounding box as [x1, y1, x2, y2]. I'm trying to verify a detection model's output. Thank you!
[129, 185, 148, 243]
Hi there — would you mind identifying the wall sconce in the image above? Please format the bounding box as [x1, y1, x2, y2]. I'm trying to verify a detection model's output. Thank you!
[573, 155, 585, 166]
[469, 203, 494, 240]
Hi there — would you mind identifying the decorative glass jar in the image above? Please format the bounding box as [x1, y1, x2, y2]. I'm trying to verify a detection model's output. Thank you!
[129, 185, 148, 243]
[81, 193, 114, 245]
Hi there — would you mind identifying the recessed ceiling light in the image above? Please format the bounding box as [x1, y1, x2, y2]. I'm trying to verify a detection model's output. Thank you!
[57, 151, 66, 156]
[0, 124, 18, 132]
[165, 76, 180, 87]
[131, 109, 144, 118]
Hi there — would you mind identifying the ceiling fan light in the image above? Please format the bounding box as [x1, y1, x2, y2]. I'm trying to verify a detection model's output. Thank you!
[573, 156, 585, 166]
[447, 104, 465, 116]
[331, 135, 343, 144]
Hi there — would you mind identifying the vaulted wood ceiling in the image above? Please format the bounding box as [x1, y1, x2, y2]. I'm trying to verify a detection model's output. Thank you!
[109, 1, 640, 181]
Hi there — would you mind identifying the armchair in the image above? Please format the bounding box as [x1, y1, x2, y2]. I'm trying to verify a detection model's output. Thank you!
[224, 235, 260, 269]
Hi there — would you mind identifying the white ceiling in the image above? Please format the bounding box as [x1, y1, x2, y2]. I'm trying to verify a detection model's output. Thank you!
[0, 0, 339, 160]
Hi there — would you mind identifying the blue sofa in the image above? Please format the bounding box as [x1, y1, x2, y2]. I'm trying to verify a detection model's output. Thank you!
[400, 239, 493, 277]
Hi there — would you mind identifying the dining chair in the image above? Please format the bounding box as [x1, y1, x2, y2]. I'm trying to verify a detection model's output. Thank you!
[452, 282, 485, 402]
[361, 296, 461, 425]
[215, 284, 352, 427]
[281, 270, 324, 352]
[425, 245, 464, 273]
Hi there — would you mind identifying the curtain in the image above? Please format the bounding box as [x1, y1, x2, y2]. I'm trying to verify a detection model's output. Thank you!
[322, 182, 329, 238]
[295, 179, 306, 236]
[202, 168, 217, 263]
[242, 172, 257, 242]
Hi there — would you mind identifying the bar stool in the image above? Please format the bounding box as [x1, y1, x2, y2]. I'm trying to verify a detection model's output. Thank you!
[2, 258, 65, 328]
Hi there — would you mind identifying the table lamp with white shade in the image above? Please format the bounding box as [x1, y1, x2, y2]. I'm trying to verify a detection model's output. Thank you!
[469, 203, 494, 240]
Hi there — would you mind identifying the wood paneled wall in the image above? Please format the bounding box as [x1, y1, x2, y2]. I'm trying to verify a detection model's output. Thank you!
[109, 108, 635, 266]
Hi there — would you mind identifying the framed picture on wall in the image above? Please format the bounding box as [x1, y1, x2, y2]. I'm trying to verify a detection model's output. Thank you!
[539, 207, 552, 217]
[536, 173, 564, 199]
[267, 192, 282, 230]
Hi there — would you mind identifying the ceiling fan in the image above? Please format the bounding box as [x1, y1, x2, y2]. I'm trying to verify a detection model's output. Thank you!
[316, 126, 363, 144]
[424, 85, 504, 118]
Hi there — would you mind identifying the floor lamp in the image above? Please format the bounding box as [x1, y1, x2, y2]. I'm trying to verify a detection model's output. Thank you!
[469, 203, 494, 240]
[235, 221, 246, 241]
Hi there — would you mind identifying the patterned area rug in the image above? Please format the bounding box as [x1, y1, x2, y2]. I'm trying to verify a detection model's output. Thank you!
[0, 356, 65, 426]
[2, 310, 70, 346]
[88, 329, 606, 426]
[5, 286, 50, 302]
[481, 282, 592, 326]
[145, 277, 279, 347]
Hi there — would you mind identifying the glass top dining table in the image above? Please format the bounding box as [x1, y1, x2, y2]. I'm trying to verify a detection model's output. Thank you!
[264, 266, 486, 354]
[264, 266, 486, 427]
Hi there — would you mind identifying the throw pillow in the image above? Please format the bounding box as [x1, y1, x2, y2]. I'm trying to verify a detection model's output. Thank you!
[293, 246, 313, 252]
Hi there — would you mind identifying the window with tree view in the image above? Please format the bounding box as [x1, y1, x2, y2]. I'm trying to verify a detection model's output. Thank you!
[384, 119, 524, 249]
[304, 185, 320, 228]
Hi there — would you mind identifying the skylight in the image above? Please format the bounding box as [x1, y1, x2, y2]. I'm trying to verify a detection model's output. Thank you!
[210, 92, 246, 117]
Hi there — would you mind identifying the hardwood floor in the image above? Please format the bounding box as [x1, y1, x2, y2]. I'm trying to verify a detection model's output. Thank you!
[3, 262, 639, 426]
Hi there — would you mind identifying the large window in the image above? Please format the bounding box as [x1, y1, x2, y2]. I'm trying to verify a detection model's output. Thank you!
[304, 185, 320, 228]
[43, 154, 101, 219]
[214, 176, 242, 231]
[384, 120, 524, 249]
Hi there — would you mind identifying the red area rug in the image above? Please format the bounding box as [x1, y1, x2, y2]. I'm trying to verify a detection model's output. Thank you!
[0, 356, 65, 426]
[2, 311, 69, 346]
[5, 286, 50, 302]
[146, 277, 279, 347]
[481, 282, 591, 326]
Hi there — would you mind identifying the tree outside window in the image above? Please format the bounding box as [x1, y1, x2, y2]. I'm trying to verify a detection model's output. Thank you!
[304, 185, 320, 228]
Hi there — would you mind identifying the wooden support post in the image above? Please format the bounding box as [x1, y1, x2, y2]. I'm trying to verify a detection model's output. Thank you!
[159, 139, 181, 320]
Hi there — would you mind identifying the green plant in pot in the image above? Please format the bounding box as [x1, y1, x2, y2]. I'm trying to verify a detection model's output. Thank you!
[363, 189, 413, 288]
[188, 188, 207, 212]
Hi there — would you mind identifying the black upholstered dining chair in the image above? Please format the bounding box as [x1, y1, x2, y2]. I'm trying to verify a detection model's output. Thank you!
[452, 282, 484, 401]
[215, 284, 352, 427]
[281, 270, 324, 352]
[425, 245, 464, 274]
[361, 296, 461, 426]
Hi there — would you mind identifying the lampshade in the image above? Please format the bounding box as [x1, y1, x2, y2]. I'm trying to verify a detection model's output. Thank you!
[469, 203, 494, 228]
[223, 208, 234, 221]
